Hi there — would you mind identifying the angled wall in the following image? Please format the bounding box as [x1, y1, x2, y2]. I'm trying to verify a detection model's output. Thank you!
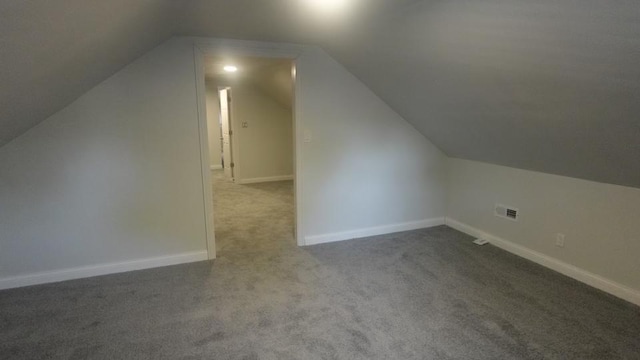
[0, 38, 209, 288]
[296, 46, 447, 243]
[447, 159, 640, 305]
[0, 37, 447, 288]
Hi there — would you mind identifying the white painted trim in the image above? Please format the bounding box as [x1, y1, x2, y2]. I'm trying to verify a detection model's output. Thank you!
[193, 38, 303, 247]
[227, 87, 239, 183]
[191, 37, 304, 60]
[292, 60, 304, 247]
[210, 165, 223, 170]
[237, 175, 293, 184]
[305, 217, 445, 246]
[445, 218, 640, 306]
[193, 46, 217, 260]
[0, 251, 208, 290]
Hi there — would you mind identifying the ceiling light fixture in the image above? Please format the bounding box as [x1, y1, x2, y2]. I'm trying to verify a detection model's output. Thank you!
[305, 0, 347, 12]
[223, 65, 238, 73]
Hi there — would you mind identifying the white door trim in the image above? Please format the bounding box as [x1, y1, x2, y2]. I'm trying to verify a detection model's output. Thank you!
[218, 87, 235, 181]
[192, 39, 305, 254]
[193, 46, 217, 259]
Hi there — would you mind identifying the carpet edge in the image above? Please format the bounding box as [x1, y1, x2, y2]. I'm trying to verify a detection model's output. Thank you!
[0, 250, 209, 290]
[445, 217, 640, 307]
[304, 217, 445, 246]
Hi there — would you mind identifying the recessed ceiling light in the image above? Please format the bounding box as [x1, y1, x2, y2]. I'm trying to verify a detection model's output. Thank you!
[223, 65, 238, 73]
[306, 0, 347, 11]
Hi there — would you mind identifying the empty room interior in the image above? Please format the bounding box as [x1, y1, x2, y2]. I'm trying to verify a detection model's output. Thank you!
[0, 1, 639, 359]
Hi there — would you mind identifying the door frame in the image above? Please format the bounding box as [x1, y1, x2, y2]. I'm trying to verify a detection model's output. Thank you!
[193, 41, 304, 260]
[218, 87, 235, 181]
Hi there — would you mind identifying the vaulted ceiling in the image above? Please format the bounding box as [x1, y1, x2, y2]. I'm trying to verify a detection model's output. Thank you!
[2, 0, 639, 187]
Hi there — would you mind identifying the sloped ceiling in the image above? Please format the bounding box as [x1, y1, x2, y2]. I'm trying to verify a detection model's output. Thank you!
[0, 0, 179, 146]
[2, 0, 639, 188]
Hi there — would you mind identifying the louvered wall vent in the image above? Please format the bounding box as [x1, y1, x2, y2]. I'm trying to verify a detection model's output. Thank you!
[495, 204, 518, 221]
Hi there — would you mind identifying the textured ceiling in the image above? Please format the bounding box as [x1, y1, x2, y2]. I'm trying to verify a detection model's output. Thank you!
[2, 0, 639, 187]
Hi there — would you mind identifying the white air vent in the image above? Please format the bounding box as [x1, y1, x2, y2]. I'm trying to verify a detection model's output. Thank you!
[495, 204, 518, 221]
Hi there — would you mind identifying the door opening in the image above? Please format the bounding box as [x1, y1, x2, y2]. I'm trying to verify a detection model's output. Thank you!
[218, 87, 234, 181]
[198, 54, 298, 257]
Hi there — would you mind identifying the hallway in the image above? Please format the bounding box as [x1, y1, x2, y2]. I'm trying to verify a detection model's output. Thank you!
[212, 170, 295, 253]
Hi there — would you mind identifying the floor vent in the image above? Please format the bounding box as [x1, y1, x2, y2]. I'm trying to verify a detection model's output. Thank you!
[495, 204, 518, 221]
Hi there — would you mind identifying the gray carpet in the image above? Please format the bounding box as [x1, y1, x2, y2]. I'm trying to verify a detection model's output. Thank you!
[212, 170, 295, 253]
[1, 226, 639, 359]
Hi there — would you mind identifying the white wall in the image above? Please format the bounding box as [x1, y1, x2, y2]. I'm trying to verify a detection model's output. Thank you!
[0, 37, 447, 288]
[295, 47, 447, 241]
[447, 158, 640, 304]
[232, 82, 293, 182]
[0, 38, 208, 287]
[205, 80, 222, 169]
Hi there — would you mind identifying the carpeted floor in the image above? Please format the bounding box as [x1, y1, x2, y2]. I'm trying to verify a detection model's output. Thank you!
[212, 170, 295, 253]
[1, 225, 639, 359]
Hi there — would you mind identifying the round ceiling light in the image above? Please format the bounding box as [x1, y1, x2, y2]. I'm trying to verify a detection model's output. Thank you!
[306, 0, 347, 11]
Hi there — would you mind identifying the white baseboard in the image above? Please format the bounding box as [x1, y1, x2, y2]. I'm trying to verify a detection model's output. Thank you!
[445, 218, 640, 306]
[305, 217, 445, 246]
[237, 175, 293, 184]
[0, 250, 209, 290]
[210, 165, 223, 170]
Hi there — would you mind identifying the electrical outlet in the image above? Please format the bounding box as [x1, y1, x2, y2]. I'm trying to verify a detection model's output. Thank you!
[555, 233, 565, 248]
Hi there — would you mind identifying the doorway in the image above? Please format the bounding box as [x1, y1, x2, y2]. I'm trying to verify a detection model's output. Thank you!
[218, 87, 234, 180]
[200, 55, 297, 255]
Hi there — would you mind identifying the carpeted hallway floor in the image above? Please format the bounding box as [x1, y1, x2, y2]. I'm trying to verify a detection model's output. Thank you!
[1, 225, 639, 359]
[212, 170, 295, 253]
